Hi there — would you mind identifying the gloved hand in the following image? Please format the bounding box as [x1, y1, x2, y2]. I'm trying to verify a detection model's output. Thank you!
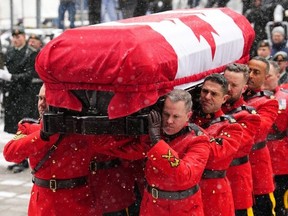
[148, 110, 162, 146]
[0, 66, 12, 81]
[40, 120, 53, 141]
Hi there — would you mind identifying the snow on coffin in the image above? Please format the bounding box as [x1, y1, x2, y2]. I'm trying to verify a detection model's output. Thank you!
[36, 7, 254, 124]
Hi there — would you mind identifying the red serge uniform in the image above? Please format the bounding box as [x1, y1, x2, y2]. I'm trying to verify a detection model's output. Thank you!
[266, 87, 288, 215]
[222, 97, 261, 210]
[243, 90, 278, 195]
[192, 109, 243, 216]
[140, 124, 211, 216]
[3, 123, 107, 216]
[89, 153, 138, 214]
[266, 87, 288, 174]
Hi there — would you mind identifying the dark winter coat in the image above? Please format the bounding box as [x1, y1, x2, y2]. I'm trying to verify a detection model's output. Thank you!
[3, 44, 37, 133]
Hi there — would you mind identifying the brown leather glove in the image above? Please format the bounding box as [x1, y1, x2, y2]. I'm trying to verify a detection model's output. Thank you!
[148, 110, 162, 146]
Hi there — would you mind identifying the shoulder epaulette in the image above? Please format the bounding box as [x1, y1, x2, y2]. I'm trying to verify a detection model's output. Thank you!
[262, 90, 274, 99]
[245, 90, 274, 100]
[228, 105, 257, 114]
[210, 114, 236, 125]
[280, 88, 288, 93]
[19, 118, 39, 124]
[188, 123, 203, 136]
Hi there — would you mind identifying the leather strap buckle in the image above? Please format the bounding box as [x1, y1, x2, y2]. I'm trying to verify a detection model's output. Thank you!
[49, 179, 57, 191]
[151, 188, 159, 199]
[147, 184, 199, 200]
[90, 161, 97, 173]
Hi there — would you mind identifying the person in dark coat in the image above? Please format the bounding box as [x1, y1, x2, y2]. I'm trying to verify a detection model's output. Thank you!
[245, 0, 269, 57]
[27, 34, 44, 119]
[88, 0, 102, 24]
[0, 27, 37, 134]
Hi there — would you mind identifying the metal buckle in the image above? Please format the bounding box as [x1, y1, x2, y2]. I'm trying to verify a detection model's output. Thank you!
[151, 188, 159, 199]
[50, 179, 57, 192]
[90, 161, 97, 173]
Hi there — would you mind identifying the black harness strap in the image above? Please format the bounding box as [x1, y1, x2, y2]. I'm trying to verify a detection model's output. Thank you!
[267, 124, 287, 141]
[244, 90, 274, 100]
[202, 169, 227, 179]
[31, 134, 64, 174]
[188, 123, 203, 136]
[227, 105, 256, 115]
[202, 114, 236, 129]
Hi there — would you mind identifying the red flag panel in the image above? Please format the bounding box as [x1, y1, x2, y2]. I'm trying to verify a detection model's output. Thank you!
[35, 8, 255, 118]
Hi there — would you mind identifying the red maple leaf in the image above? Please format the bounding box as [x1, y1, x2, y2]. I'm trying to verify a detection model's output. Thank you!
[180, 13, 219, 60]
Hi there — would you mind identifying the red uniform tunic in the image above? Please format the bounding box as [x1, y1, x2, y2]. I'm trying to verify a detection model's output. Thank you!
[140, 124, 211, 216]
[222, 97, 261, 210]
[266, 87, 288, 175]
[86, 128, 210, 215]
[3, 129, 100, 216]
[192, 109, 243, 216]
[243, 90, 278, 195]
[89, 153, 138, 214]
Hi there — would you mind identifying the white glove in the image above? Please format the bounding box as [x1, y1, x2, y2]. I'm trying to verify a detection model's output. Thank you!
[0, 66, 12, 81]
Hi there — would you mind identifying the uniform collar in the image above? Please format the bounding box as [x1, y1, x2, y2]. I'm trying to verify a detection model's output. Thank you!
[163, 124, 189, 142]
[223, 97, 245, 112]
[200, 109, 223, 119]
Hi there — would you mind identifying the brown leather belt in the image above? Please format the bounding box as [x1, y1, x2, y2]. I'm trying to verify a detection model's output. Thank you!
[230, 155, 249, 166]
[251, 141, 266, 151]
[147, 184, 199, 200]
[202, 169, 226, 179]
[89, 158, 121, 172]
[32, 176, 87, 191]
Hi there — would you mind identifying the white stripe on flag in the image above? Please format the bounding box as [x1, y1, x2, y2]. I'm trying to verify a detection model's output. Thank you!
[100, 9, 245, 89]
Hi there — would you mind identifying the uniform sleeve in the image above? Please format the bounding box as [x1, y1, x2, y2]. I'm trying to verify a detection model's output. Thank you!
[3, 130, 60, 163]
[146, 134, 211, 186]
[209, 123, 243, 159]
[10, 49, 36, 82]
[234, 111, 261, 153]
[17, 122, 41, 135]
[88, 135, 150, 160]
[256, 99, 278, 141]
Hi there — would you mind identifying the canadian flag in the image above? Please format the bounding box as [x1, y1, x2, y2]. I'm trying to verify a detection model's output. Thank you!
[35, 7, 254, 119]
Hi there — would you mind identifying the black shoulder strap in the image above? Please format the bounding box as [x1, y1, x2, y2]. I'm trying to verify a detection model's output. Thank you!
[210, 114, 236, 125]
[228, 105, 256, 114]
[31, 134, 64, 175]
[188, 123, 203, 136]
[280, 88, 288, 93]
[201, 114, 236, 129]
[19, 118, 40, 124]
[262, 90, 274, 98]
[244, 90, 274, 100]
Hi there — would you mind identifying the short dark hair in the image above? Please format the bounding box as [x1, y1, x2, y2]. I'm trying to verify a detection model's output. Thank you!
[225, 63, 249, 82]
[257, 39, 270, 49]
[251, 56, 270, 74]
[203, 73, 228, 94]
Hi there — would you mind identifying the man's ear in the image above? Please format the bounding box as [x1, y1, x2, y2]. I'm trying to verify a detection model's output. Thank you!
[222, 94, 229, 104]
[187, 110, 192, 120]
[242, 84, 248, 94]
